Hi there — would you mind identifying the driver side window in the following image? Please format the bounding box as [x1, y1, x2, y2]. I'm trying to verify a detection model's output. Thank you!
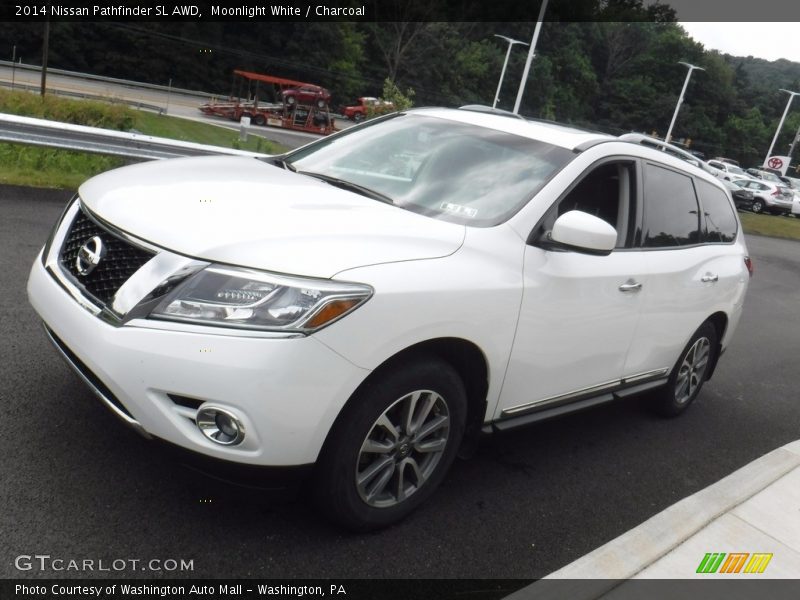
[532, 161, 637, 249]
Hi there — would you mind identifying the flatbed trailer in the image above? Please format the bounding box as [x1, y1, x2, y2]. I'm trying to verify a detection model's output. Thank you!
[199, 70, 335, 135]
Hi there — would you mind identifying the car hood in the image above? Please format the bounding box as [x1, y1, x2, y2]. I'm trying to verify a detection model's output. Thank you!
[79, 156, 465, 279]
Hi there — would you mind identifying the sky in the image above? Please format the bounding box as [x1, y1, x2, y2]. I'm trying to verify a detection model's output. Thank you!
[679, 23, 800, 64]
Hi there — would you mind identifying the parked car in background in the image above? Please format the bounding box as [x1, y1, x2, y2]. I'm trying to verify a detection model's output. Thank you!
[733, 178, 795, 214]
[713, 157, 740, 167]
[707, 160, 751, 181]
[281, 85, 332, 108]
[27, 107, 751, 530]
[746, 168, 783, 184]
[342, 97, 395, 122]
[722, 178, 755, 211]
[780, 176, 800, 217]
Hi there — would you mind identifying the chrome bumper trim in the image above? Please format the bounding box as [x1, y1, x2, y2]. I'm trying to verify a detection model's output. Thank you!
[43, 324, 152, 440]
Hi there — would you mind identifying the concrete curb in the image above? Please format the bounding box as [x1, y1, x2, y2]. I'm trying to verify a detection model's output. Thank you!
[506, 441, 800, 599]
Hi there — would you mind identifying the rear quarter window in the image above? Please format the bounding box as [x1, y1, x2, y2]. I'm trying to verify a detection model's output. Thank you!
[642, 163, 701, 248]
[695, 179, 738, 243]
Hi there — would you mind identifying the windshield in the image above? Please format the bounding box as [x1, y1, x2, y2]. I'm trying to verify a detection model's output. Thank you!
[284, 113, 574, 226]
[728, 165, 746, 176]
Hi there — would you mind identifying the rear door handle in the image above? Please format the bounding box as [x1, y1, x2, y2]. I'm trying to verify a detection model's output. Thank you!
[701, 273, 719, 283]
[619, 279, 642, 293]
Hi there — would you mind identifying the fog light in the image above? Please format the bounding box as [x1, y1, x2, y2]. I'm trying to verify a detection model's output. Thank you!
[196, 406, 245, 446]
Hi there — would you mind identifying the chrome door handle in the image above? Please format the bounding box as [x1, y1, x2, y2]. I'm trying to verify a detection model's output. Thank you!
[619, 279, 642, 293]
[701, 273, 719, 283]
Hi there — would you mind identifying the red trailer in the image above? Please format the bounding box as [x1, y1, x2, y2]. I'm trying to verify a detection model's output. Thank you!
[199, 70, 335, 135]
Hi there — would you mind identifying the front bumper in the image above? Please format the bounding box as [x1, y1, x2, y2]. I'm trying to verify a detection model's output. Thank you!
[28, 255, 369, 467]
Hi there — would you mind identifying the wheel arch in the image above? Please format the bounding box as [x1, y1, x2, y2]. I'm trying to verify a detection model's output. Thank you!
[318, 337, 490, 460]
[704, 311, 728, 380]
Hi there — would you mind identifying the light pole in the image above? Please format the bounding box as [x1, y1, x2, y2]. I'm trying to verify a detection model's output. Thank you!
[513, 0, 549, 115]
[665, 62, 704, 145]
[492, 35, 528, 109]
[787, 122, 800, 164]
[764, 89, 800, 166]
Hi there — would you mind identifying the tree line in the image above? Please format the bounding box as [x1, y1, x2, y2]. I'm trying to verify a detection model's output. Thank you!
[2, 3, 800, 168]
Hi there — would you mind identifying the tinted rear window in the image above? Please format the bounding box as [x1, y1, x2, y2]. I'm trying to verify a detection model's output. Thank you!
[696, 179, 737, 243]
[643, 164, 701, 248]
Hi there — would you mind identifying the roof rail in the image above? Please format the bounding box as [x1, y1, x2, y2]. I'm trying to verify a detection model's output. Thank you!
[618, 133, 690, 156]
[618, 133, 714, 173]
[458, 104, 526, 120]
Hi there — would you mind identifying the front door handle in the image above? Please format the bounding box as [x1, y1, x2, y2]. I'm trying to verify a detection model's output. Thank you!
[701, 273, 719, 283]
[619, 279, 642, 293]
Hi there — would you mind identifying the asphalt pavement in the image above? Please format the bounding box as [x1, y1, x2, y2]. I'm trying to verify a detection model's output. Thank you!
[1, 185, 799, 581]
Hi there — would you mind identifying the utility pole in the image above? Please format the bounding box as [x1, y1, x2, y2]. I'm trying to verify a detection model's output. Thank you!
[41, 17, 50, 97]
[11, 45, 16, 90]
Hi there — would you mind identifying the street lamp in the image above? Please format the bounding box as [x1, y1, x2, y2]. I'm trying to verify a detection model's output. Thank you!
[513, 0, 550, 115]
[665, 62, 704, 145]
[764, 89, 800, 166]
[492, 35, 528, 109]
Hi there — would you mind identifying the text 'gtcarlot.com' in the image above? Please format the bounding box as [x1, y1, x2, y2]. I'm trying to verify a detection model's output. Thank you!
[14, 554, 194, 572]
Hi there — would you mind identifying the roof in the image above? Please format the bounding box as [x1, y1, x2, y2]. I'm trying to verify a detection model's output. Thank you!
[410, 107, 613, 151]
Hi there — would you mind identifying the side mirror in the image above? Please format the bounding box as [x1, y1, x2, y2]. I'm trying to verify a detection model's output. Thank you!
[549, 210, 617, 256]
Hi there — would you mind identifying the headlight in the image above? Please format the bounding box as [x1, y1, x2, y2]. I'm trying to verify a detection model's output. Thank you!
[149, 265, 372, 332]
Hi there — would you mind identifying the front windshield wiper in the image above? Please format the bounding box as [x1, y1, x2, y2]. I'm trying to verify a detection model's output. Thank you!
[297, 171, 394, 205]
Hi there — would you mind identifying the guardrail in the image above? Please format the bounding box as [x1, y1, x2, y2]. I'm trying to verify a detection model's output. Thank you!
[0, 80, 166, 114]
[0, 60, 218, 100]
[0, 112, 270, 161]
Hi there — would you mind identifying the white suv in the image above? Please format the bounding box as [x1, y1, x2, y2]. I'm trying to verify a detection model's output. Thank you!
[28, 108, 751, 530]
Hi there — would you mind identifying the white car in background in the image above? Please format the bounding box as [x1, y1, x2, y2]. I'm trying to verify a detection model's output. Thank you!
[706, 159, 751, 181]
[780, 176, 800, 217]
[733, 177, 795, 215]
[27, 107, 752, 530]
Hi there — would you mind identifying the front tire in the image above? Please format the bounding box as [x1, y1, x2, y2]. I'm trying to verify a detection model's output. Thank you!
[315, 356, 466, 531]
[649, 322, 718, 417]
[751, 199, 764, 214]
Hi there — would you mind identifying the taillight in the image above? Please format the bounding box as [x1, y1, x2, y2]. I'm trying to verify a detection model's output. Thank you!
[771, 189, 781, 196]
[744, 256, 754, 277]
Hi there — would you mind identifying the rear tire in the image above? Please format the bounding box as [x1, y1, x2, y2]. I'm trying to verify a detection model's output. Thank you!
[648, 322, 718, 417]
[315, 356, 466, 531]
[751, 199, 764, 214]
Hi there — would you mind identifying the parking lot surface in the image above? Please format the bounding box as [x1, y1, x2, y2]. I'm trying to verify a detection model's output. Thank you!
[1, 185, 799, 579]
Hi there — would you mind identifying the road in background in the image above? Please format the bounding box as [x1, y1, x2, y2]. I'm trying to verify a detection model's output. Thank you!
[0, 63, 335, 150]
[1, 186, 799, 579]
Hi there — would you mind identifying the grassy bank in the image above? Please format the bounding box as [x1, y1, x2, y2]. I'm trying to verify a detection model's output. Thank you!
[0, 89, 284, 189]
[739, 211, 800, 242]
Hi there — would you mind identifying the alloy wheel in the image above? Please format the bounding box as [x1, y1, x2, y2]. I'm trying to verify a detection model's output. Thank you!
[355, 390, 450, 508]
[674, 337, 711, 405]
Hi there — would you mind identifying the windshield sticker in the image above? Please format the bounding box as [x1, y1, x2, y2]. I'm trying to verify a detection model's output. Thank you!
[439, 203, 478, 218]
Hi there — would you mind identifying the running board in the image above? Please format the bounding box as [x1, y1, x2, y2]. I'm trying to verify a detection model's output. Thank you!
[486, 378, 667, 433]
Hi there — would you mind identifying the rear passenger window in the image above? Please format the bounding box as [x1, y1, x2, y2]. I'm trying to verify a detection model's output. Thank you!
[643, 164, 701, 248]
[696, 179, 737, 243]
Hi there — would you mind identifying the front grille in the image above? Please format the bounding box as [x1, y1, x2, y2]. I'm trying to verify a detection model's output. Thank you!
[59, 207, 155, 304]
